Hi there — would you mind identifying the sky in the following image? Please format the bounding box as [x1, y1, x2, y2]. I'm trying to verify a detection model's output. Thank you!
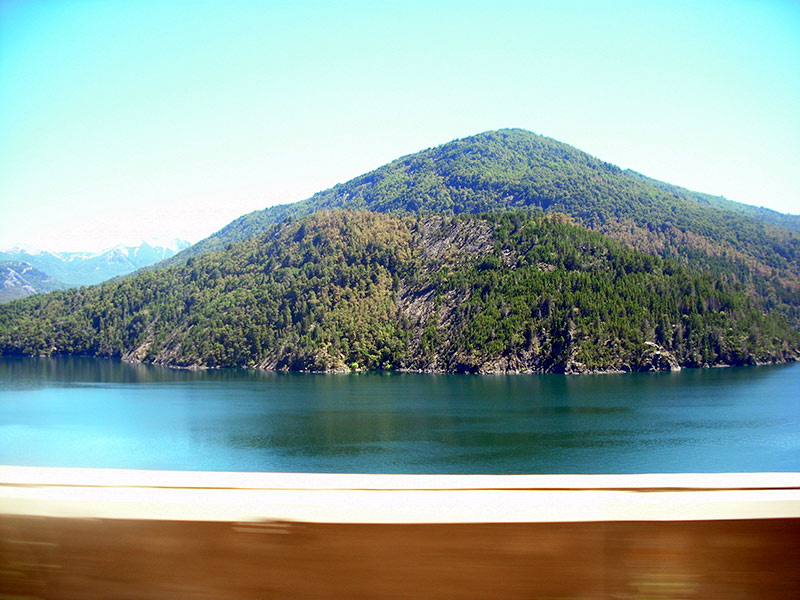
[1, 0, 798, 252]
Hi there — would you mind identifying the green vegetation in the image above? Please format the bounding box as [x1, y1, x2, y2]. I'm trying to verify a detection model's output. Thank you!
[3, 130, 799, 373]
[164, 129, 800, 329]
[2, 211, 796, 373]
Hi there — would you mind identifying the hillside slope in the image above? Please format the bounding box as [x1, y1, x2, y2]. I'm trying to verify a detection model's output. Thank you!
[1, 211, 796, 373]
[623, 171, 800, 233]
[163, 129, 800, 325]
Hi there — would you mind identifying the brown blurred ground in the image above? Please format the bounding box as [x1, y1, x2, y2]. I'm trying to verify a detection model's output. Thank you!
[1, 516, 798, 599]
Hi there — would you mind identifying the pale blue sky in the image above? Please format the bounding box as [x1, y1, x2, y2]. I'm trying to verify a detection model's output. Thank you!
[1, 0, 798, 251]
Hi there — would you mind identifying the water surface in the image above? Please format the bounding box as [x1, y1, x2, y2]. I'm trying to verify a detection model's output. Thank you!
[1, 357, 798, 473]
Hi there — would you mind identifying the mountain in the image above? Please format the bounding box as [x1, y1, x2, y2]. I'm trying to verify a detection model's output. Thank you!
[1, 211, 797, 373]
[2, 130, 798, 373]
[0, 239, 192, 287]
[0, 261, 66, 303]
[164, 129, 800, 327]
[622, 171, 800, 234]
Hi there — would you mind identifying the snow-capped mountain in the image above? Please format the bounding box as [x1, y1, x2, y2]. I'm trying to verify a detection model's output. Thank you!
[0, 261, 66, 303]
[0, 239, 192, 287]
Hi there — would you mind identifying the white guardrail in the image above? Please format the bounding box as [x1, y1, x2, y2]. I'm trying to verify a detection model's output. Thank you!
[2, 466, 800, 523]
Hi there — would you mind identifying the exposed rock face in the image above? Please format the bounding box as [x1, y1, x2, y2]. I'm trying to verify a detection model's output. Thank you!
[637, 342, 681, 372]
[2, 211, 796, 373]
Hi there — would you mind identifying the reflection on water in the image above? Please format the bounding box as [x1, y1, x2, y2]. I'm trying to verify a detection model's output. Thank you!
[1, 357, 799, 473]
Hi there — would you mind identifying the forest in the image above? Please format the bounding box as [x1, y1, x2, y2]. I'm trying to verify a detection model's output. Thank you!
[1, 210, 796, 373]
[167, 129, 800, 329]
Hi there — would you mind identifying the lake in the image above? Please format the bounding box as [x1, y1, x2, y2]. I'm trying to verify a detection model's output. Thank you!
[1, 357, 798, 473]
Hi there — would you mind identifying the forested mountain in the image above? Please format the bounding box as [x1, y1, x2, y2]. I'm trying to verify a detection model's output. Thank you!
[164, 129, 800, 327]
[0, 261, 65, 303]
[2, 130, 798, 373]
[623, 171, 800, 234]
[0, 239, 191, 287]
[1, 211, 796, 373]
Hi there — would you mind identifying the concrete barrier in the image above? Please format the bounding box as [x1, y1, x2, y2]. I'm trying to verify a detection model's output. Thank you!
[3, 466, 799, 523]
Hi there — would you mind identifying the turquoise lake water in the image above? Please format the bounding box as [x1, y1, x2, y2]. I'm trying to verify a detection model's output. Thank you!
[1, 357, 798, 473]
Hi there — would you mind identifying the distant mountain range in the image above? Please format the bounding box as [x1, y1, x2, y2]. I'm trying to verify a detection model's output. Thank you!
[1, 129, 798, 373]
[0, 239, 191, 288]
[0, 261, 66, 303]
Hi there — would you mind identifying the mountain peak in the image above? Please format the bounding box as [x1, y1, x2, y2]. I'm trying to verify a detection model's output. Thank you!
[163, 130, 800, 330]
[0, 260, 65, 303]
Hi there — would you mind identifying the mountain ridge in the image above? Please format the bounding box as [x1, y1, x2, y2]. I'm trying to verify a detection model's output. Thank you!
[167, 129, 800, 260]
[157, 129, 800, 329]
[0, 239, 192, 287]
[0, 261, 66, 303]
[2, 130, 798, 373]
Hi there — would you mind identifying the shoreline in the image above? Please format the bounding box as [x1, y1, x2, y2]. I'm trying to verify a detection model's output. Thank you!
[9, 352, 800, 375]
